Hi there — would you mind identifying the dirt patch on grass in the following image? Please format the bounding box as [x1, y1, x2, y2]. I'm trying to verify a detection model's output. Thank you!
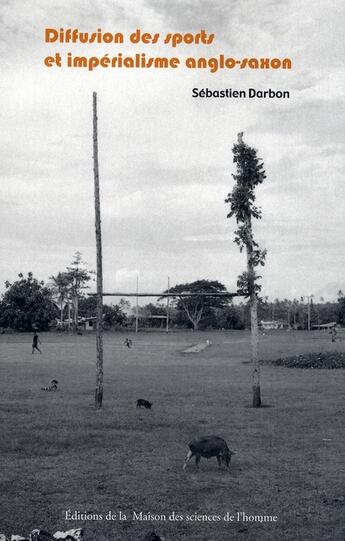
[181, 341, 211, 353]
[263, 351, 345, 369]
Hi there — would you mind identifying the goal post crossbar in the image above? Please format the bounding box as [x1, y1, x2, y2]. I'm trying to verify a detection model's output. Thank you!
[88, 292, 243, 298]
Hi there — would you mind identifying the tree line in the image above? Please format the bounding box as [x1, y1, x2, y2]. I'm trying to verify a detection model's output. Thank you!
[0, 265, 343, 332]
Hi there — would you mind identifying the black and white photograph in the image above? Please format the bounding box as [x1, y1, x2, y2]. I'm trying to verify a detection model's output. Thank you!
[1, 1, 344, 540]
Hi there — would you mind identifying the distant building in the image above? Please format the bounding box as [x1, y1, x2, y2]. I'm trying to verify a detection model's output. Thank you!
[55, 316, 96, 331]
[260, 320, 286, 330]
[79, 317, 96, 331]
[312, 322, 337, 330]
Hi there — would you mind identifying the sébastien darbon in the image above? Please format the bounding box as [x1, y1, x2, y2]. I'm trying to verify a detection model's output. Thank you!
[192, 88, 290, 99]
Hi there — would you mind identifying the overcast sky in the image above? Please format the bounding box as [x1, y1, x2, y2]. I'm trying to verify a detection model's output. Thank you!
[1, 0, 344, 303]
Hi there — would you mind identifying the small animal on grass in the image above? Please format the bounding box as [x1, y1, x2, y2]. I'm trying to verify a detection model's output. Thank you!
[136, 399, 152, 409]
[183, 435, 235, 470]
[30, 530, 55, 541]
[41, 379, 59, 391]
[4, 536, 30, 541]
[124, 338, 133, 348]
[53, 528, 84, 540]
[143, 532, 163, 541]
[0, 529, 83, 541]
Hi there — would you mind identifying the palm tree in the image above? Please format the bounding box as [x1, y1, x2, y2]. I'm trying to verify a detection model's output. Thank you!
[66, 251, 93, 330]
[284, 299, 292, 328]
[48, 272, 72, 325]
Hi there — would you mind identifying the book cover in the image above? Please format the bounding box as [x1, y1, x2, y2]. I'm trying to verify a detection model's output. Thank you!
[1, 1, 344, 540]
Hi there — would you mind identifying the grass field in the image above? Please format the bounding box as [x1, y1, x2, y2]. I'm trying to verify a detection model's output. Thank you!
[1, 330, 344, 541]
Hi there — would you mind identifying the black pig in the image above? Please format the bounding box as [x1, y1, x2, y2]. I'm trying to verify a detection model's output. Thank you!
[136, 399, 152, 409]
[183, 435, 235, 470]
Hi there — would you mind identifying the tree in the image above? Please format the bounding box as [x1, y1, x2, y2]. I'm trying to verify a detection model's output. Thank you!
[0, 272, 57, 331]
[162, 279, 229, 330]
[136, 303, 167, 328]
[103, 304, 128, 329]
[337, 290, 345, 325]
[225, 132, 266, 407]
[215, 305, 245, 329]
[257, 296, 270, 323]
[291, 298, 300, 329]
[316, 299, 337, 325]
[48, 271, 72, 324]
[66, 251, 94, 330]
[78, 297, 128, 328]
[284, 299, 292, 328]
[78, 296, 97, 318]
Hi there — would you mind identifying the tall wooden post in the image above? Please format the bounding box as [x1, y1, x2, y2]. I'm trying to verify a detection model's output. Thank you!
[135, 276, 139, 333]
[67, 299, 71, 329]
[73, 268, 79, 331]
[93, 92, 104, 408]
[307, 296, 312, 331]
[246, 218, 261, 408]
[226, 132, 266, 408]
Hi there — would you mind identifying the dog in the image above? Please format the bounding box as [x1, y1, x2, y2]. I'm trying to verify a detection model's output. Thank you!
[136, 399, 152, 409]
[41, 379, 59, 391]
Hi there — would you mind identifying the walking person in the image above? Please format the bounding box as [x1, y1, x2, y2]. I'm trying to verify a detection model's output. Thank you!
[32, 331, 42, 354]
[331, 325, 337, 343]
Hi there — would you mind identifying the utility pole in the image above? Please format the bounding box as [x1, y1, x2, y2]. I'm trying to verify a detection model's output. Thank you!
[67, 299, 71, 329]
[93, 92, 104, 408]
[74, 265, 79, 331]
[166, 276, 170, 333]
[135, 276, 139, 333]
